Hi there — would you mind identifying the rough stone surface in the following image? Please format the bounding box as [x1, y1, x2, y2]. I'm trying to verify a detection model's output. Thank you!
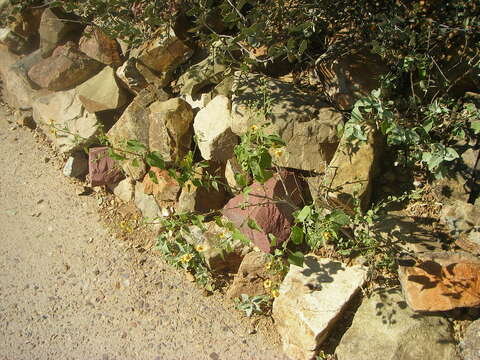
[194, 95, 238, 162]
[143, 167, 180, 204]
[178, 54, 227, 97]
[231, 72, 342, 173]
[79, 25, 121, 66]
[335, 288, 458, 360]
[112, 178, 134, 202]
[76, 66, 128, 113]
[0, 46, 48, 109]
[134, 181, 161, 222]
[181, 222, 250, 272]
[88, 147, 124, 187]
[227, 251, 281, 299]
[222, 171, 305, 253]
[32, 89, 100, 153]
[107, 89, 158, 180]
[225, 157, 250, 194]
[320, 125, 380, 212]
[461, 319, 480, 360]
[148, 98, 193, 164]
[273, 256, 367, 360]
[177, 165, 228, 214]
[28, 41, 102, 91]
[398, 251, 480, 311]
[316, 51, 387, 110]
[0, 28, 28, 54]
[63, 152, 89, 178]
[131, 27, 192, 83]
[441, 201, 480, 254]
[38, 8, 80, 58]
[116, 58, 148, 95]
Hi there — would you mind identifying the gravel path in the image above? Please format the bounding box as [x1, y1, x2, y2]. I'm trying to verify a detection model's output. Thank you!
[0, 106, 285, 360]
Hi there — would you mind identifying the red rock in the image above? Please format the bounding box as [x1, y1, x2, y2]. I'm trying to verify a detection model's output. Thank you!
[222, 171, 305, 253]
[399, 251, 480, 311]
[28, 41, 102, 91]
[88, 147, 124, 187]
[142, 167, 180, 203]
[79, 26, 122, 66]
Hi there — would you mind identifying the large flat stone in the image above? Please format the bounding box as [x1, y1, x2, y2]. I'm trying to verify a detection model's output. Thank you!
[335, 288, 458, 360]
[272, 256, 367, 360]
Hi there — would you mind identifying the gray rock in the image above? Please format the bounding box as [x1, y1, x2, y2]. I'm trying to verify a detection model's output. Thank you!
[335, 288, 458, 360]
[230, 72, 342, 173]
[134, 182, 161, 222]
[63, 153, 89, 178]
[461, 319, 480, 360]
[272, 256, 367, 360]
[112, 178, 134, 203]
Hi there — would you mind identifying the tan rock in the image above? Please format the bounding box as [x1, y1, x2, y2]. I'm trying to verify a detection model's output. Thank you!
[273, 256, 367, 360]
[79, 25, 121, 66]
[116, 58, 148, 95]
[28, 41, 102, 91]
[143, 167, 180, 203]
[134, 182, 161, 223]
[148, 98, 193, 164]
[112, 178, 134, 203]
[32, 89, 100, 153]
[76, 66, 128, 113]
[38, 8, 80, 58]
[399, 251, 480, 311]
[231, 72, 342, 173]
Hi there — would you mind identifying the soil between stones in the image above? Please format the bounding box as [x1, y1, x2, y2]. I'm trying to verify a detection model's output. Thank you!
[0, 104, 286, 359]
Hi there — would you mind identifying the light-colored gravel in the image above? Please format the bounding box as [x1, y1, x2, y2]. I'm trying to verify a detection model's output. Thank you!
[0, 105, 286, 360]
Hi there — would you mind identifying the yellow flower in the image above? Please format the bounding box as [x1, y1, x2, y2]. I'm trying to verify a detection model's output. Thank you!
[263, 279, 272, 289]
[271, 289, 280, 298]
[323, 231, 332, 241]
[264, 261, 273, 271]
[180, 253, 194, 263]
[273, 148, 284, 158]
[195, 244, 205, 252]
[250, 124, 259, 132]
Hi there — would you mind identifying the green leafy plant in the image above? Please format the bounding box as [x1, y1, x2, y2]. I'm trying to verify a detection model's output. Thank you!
[234, 294, 270, 317]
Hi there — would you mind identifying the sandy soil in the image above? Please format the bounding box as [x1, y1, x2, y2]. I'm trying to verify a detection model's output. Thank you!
[0, 104, 286, 360]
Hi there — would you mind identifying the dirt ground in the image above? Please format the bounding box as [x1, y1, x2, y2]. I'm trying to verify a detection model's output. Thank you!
[0, 104, 287, 360]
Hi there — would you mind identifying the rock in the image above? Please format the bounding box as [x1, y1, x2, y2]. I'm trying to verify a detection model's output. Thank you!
[75, 66, 128, 113]
[315, 50, 388, 110]
[441, 201, 480, 254]
[181, 221, 249, 272]
[222, 171, 305, 253]
[0, 28, 28, 54]
[143, 167, 180, 203]
[148, 98, 194, 163]
[88, 147, 124, 187]
[116, 58, 148, 95]
[28, 41, 102, 91]
[78, 25, 121, 66]
[230, 72, 342, 173]
[272, 256, 367, 360]
[177, 164, 228, 214]
[225, 157, 250, 193]
[106, 89, 159, 180]
[63, 152, 89, 178]
[226, 251, 281, 299]
[335, 288, 458, 360]
[178, 53, 227, 98]
[398, 251, 480, 311]
[193, 95, 239, 162]
[131, 26, 193, 84]
[0, 46, 48, 109]
[134, 181, 161, 222]
[112, 178, 134, 202]
[14, 109, 35, 129]
[32, 89, 101, 153]
[461, 319, 480, 360]
[38, 8, 80, 58]
[317, 124, 381, 212]
[9, 49, 42, 89]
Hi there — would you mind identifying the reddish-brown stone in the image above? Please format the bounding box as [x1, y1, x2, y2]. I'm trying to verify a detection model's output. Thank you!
[399, 251, 480, 311]
[28, 41, 102, 91]
[222, 171, 305, 253]
[79, 26, 122, 66]
[142, 167, 180, 203]
[88, 147, 124, 187]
